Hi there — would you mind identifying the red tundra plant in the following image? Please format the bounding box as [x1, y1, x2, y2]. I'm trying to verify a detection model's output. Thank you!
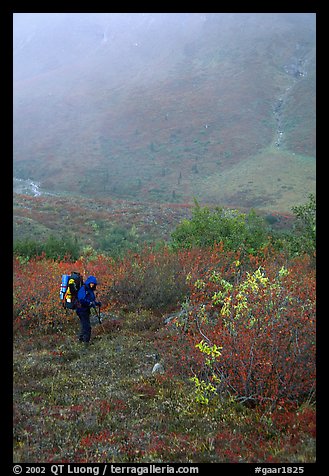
[13, 255, 115, 333]
[173, 250, 315, 408]
[13, 257, 66, 332]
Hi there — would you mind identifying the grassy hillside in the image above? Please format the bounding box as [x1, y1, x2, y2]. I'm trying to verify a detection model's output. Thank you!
[191, 148, 315, 212]
[13, 13, 316, 211]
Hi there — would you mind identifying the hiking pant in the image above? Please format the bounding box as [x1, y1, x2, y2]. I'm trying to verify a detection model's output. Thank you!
[76, 308, 91, 343]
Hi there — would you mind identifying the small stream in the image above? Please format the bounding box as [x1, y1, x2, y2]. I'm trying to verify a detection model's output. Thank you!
[13, 177, 42, 196]
[272, 44, 309, 149]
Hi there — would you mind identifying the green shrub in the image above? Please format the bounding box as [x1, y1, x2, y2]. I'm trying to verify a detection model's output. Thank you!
[97, 224, 140, 258]
[13, 234, 81, 261]
[270, 194, 316, 261]
[170, 200, 269, 254]
[289, 193, 316, 257]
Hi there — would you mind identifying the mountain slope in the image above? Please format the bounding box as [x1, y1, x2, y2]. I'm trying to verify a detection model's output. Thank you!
[13, 13, 316, 212]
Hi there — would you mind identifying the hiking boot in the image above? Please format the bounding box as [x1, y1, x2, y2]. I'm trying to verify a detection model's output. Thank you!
[81, 341, 90, 353]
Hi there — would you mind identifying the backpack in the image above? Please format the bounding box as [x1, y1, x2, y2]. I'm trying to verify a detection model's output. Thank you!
[60, 271, 83, 309]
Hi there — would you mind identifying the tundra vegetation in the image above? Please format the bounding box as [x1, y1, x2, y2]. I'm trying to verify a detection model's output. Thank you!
[13, 195, 316, 463]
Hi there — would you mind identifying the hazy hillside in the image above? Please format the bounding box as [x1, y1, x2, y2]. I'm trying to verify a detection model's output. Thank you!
[13, 13, 316, 212]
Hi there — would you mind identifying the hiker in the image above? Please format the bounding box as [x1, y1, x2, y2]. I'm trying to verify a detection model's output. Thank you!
[76, 275, 101, 345]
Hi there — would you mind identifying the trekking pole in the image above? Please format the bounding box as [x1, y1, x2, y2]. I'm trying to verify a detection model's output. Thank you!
[91, 304, 103, 324]
[96, 304, 102, 325]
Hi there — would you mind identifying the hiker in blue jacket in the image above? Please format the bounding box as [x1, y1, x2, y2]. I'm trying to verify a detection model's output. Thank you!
[76, 275, 101, 345]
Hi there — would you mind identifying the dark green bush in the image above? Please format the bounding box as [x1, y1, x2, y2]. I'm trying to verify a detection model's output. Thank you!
[270, 194, 316, 261]
[97, 224, 140, 258]
[289, 193, 316, 257]
[170, 200, 270, 254]
[13, 234, 81, 261]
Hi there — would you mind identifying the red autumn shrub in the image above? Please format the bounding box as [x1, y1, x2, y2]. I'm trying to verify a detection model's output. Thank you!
[107, 246, 189, 313]
[170, 251, 315, 406]
[13, 255, 115, 333]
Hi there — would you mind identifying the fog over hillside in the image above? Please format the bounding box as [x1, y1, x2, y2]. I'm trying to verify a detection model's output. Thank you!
[13, 13, 316, 212]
